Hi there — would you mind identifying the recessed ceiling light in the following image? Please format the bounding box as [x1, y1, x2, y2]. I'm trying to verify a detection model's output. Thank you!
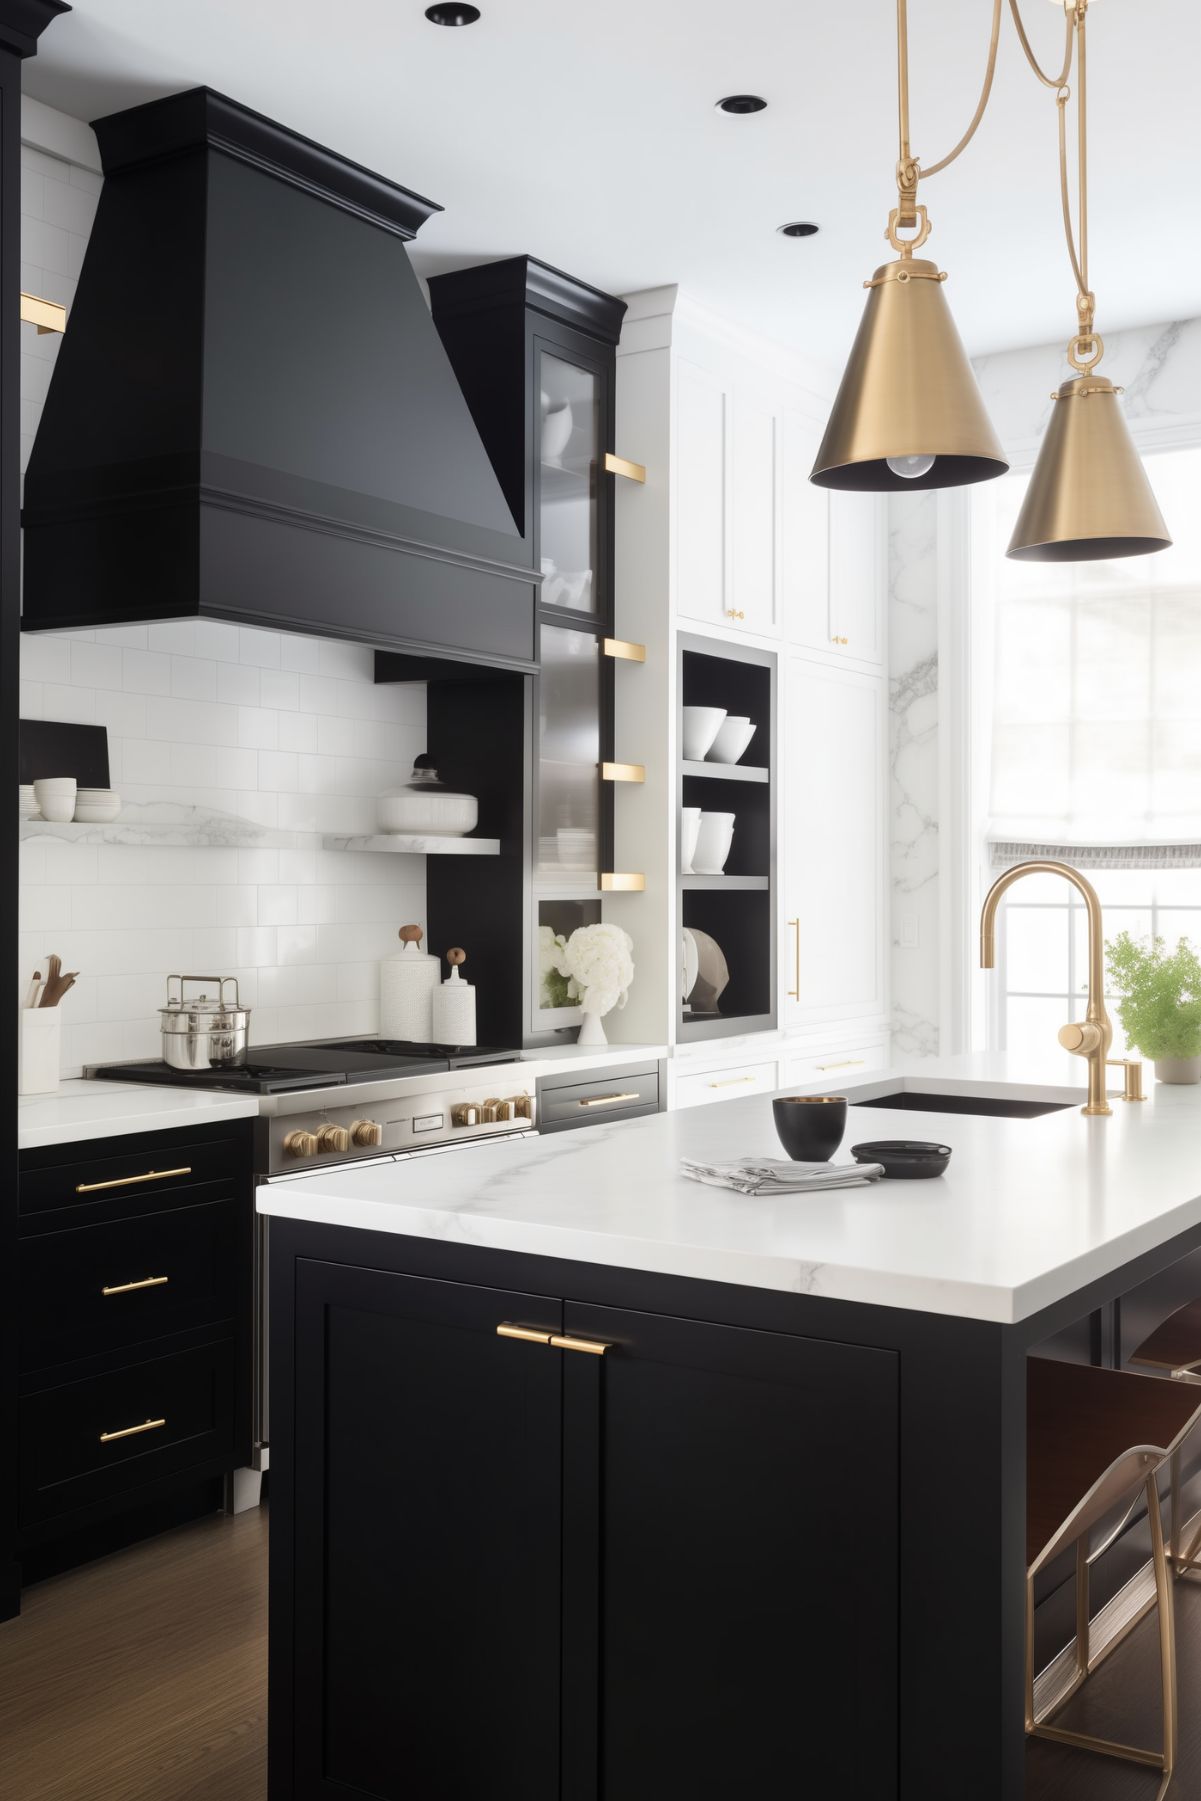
[715, 94, 767, 115]
[778, 221, 820, 238]
[425, 3, 480, 23]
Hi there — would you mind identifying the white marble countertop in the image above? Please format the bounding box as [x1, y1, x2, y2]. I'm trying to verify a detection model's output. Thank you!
[16, 1045, 666, 1152]
[258, 1054, 1201, 1324]
[18, 1079, 261, 1150]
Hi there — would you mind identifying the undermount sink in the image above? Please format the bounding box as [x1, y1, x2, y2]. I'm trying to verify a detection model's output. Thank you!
[851, 1090, 1073, 1121]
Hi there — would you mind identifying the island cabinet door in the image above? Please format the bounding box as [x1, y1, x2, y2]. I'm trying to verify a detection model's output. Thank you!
[289, 1261, 564, 1801]
[560, 1304, 900, 1801]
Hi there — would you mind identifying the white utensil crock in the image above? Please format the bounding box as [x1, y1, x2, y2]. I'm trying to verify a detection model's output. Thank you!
[380, 932, 440, 1040]
[19, 1008, 61, 1095]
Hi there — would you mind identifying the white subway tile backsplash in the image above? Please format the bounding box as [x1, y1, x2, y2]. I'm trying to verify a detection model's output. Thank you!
[19, 152, 430, 1078]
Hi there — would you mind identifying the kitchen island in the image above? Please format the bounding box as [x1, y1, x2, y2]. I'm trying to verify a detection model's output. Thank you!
[262, 1058, 1201, 1801]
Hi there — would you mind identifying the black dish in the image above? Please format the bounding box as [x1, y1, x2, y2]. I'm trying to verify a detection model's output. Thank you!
[850, 1139, 952, 1180]
[773, 1096, 847, 1163]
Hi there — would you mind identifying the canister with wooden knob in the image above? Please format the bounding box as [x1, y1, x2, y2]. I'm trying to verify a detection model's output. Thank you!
[432, 947, 476, 1046]
[379, 924, 440, 1041]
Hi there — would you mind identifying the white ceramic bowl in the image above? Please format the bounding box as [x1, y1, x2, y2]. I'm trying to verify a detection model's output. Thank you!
[73, 790, 122, 823]
[680, 807, 702, 875]
[18, 784, 39, 819]
[541, 403, 573, 465]
[377, 789, 478, 837]
[33, 776, 76, 823]
[682, 707, 727, 761]
[692, 811, 736, 874]
[707, 717, 757, 765]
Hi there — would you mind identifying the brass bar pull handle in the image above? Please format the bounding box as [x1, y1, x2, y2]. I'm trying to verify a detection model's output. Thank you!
[815, 1059, 865, 1072]
[708, 1075, 757, 1089]
[602, 638, 646, 663]
[788, 917, 800, 1001]
[99, 1418, 166, 1444]
[496, 1324, 552, 1346]
[601, 762, 646, 784]
[579, 1093, 640, 1109]
[76, 1166, 191, 1195]
[604, 452, 646, 484]
[102, 1275, 170, 1297]
[550, 1335, 610, 1357]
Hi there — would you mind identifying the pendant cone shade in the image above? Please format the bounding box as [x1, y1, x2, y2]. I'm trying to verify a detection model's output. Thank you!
[811, 257, 1008, 492]
[1007, 375, 1172, 562]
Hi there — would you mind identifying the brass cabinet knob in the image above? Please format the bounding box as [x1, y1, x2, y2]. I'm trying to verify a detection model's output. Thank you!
[830, 635, 849, 645]
[725, 608, 745, 621]
[283, 1130, 319, 1159]
[316, 1124, 351, 1154]
[451, 1103, 481, 1128]
[350, 1118, 383, 1147]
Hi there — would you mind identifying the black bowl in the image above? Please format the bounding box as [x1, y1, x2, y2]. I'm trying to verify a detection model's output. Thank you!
[773, 1095, 847, 1162]
[850, 1139, 952, 1180]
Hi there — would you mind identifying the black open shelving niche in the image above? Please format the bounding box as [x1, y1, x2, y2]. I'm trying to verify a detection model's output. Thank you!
[678, 636, 777, 1042]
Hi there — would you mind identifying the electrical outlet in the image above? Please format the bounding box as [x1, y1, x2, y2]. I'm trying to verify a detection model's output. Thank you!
[901, 914, 919, 949]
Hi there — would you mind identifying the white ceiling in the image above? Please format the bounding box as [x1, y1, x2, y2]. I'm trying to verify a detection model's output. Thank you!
[23, 0, 1201, 369]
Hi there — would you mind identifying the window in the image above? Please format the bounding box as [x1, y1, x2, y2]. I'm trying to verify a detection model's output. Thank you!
[972, 445, 1201, 1065]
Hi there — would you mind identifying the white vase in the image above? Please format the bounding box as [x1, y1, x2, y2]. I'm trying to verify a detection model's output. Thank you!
[577, 1010, 608, 1047]
[1154, 1056, 1201, 1085]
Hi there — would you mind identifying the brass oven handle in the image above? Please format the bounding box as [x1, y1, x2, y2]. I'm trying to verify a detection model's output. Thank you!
[76, 1166, 191, 1195]
[788, 917, 800, 1000]
[708, 1075, 757, 1089]
[99, 1418, 166, 1444]
[579, 1093, 640, 1109]
[102, 1275, 170, 1297]
[497, 1324, 611, 1356]
[815, 1059, 865, 1072]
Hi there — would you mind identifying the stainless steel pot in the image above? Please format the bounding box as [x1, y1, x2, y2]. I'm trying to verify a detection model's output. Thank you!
[159, 974, 251, 1070]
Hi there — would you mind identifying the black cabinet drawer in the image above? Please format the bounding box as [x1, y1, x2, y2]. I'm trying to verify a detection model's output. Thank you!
[19, 1340, 236, 1527]
[21, 1131, 245, 1221]
[537, 1064, 660, 1134]
[21, 1195, 241, 1374]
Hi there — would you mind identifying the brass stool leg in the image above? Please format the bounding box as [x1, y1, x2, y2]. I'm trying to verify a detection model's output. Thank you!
[1147, 1473, 1178, 1801]
[1170, 1448, 1181, 1569]
[1025, 1573, 1036, 1734]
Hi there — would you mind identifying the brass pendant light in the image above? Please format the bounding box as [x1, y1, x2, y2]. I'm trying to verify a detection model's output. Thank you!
[810, 0, 1009, 492]
[1007, 0, 1171, 561]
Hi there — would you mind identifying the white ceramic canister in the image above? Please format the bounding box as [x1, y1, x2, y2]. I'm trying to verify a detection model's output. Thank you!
[380, 924, 441, 1041]
[377, 757, 479, 838]
[19, 1007, 61, 1095]
[431, 948, 477, 1046]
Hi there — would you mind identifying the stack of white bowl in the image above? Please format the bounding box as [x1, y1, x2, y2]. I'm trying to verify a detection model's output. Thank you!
[681, 706, 757, 766]
[74, 787, 122, 823]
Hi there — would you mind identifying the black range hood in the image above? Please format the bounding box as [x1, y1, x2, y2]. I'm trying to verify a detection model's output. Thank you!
[21, 88, 537, 670]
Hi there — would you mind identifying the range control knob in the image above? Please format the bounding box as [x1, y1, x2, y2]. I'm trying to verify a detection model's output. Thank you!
[283, 1129, 319, 1159]
[451, 1103, 481, 1129]
[494, 1098, 515, 1121]
[479, 1098, 502, 1123]
[506, 1094, 534, 1121]
[316, 1124, 351, 1154]
[350, 1118, 383, 1148]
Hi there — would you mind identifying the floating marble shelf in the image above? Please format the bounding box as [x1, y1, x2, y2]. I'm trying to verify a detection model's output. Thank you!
[19, 806, 299, 848]
[321, 833, 501, 856]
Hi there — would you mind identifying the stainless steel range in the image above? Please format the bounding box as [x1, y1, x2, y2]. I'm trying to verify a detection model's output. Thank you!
[88, 1038, 538, 1502]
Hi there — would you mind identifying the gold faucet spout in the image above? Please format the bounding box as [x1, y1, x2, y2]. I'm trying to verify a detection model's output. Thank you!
[979, 859, 1120, 1117]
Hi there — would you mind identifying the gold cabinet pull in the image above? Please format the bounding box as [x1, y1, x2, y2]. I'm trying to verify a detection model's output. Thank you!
[579, 1092, 640, 1109]
[20, 291, 66, 334]
[815, 1058, 865, 1072]
[601, 762, 646, 784]
[602, 638, 646, 663]
[496, 1324, 553, 1346]
[788, 917, 800, 1001]
[708, 1075, 757, 1089]
[550, 1334, 610, 1357]
[725, 608, 745, 621]
[604, 451, 646, 483]
[99, 1418, 166, 1444]
[830, 635, 849, 645]
[102, 1275, 170, 1297]
[76, 1165, 191, 1195]
[600, 873, 645, 892]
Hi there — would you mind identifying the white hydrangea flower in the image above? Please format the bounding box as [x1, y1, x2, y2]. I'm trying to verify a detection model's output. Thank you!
[560, 922, 635, 1019]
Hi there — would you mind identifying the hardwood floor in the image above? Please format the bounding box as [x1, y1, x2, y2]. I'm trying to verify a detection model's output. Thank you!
[0, 1508, 266, 1801]
[1027, 1574, 1201, 1798]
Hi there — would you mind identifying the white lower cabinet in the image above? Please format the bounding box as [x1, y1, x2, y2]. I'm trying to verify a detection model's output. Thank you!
[782, 653, 887, 1027]
[674, 1059, 779, 1111]
[778, 1037, 890, 1090]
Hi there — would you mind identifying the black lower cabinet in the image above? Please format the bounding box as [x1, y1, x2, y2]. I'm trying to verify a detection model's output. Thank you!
[273, 1246, 899, 1800]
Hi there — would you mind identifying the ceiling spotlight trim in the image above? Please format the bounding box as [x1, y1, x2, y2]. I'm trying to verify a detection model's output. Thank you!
[715, 94, 768, 115]
[778, 221, 820, 238]
[424, 3, 481, 24]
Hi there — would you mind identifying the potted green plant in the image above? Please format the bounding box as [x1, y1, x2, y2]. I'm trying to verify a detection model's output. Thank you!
[1105, 931, 1201, 1083]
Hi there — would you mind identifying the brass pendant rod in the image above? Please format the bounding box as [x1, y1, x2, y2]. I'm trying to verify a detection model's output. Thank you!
[895, 0, 918, 221]
[920, 0, 1004, 180]
[1008, 0, 1074, 90]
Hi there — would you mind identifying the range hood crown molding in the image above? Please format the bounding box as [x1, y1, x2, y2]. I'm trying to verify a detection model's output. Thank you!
[91, 86, 442, 242]
[22, 87, 538, 670]
[428, 253, 627, 346]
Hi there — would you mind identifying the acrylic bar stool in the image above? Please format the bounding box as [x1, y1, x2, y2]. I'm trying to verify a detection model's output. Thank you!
[1131, 1298, 1201, 1574]
[1026, 1358, 1201, 1799]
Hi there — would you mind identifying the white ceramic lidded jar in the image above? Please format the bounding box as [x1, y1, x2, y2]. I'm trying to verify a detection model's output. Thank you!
[431, 948, 476, 1046]
[377, 757, 479, 838]
[380, 924, 441, 1041]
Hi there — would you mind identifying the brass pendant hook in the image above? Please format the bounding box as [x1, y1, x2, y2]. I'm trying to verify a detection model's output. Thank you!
[885, 202, 932, 259]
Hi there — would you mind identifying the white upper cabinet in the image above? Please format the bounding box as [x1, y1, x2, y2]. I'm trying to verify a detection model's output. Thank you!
[827, 490, 886, 668]
[777, 408, 830, 653]
[674, 359, 728, 630]
[782, 652, 887, 1025]
[730, 399, 778, 636]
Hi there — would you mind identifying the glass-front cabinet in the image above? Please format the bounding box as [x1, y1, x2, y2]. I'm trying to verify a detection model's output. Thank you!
[538, 352, 600, 619]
